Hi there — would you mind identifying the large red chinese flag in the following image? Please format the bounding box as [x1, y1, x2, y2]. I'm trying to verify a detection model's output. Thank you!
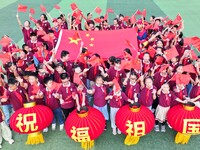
[18, 4, 28, 13]
[55, 28, 138, 60]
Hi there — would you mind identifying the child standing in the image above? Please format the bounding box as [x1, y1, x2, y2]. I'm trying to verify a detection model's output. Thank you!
[155, 83, 186, 132]
[41, 77, 64, 132]
[106, 85, 134, 135]
[87, 75, 109, 130]
[0, 109, 14, 148]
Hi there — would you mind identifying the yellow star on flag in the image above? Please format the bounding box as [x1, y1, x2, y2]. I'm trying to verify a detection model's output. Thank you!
[86, 33, 90, 37]
[68, 37, 81, 45]
[90, 38, 94, 41]
[90, 43, 94, 47]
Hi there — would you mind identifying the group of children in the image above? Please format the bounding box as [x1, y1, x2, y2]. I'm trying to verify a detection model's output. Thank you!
[0, 5, 200, 148]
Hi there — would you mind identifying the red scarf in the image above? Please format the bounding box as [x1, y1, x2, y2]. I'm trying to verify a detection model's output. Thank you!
[127, 85, 133, 99]
[146, 88, 150, 104]
[179, 90, 183, 100]
[165, 93, 170, 106]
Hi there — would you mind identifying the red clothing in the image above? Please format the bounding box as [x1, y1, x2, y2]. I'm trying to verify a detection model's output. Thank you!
[93, 84, 107, 107]
[2, 44, 16, 53]
[172, 86, 187, 106]
[28, 83, 44, 105]
[0, 111, 3, 123]
[125, 82, 140, 100]
[22, 27, 34, 44]
[26, 40, 39, 52]
[158, 91, 177, 107]
[190, 85, 200, 102]
[139, 86, 157, 107]
[6, 87, 27, 111]
[58, 60, 74, 81]
[37, 20, 51, 33]
[77, 88, 89, 106]
[0, 86, 10, 105]
[110, 25, 121, 30]
[42, 88, 60, 110]
[87, 65, 101, 81]
[107, 67, 126, 86]
[109, 91, 128, 108]
[154, 72, 170, 89]
[58, 83, 77, 109]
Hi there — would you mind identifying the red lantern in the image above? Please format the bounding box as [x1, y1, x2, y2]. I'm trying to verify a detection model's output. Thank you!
[167, 102, 200, 144]
[116, 103, 154, 145]
[10, 102, 53, 145]
[65, 106, 105, 150]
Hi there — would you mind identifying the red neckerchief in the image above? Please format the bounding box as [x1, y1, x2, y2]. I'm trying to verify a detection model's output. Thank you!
[128, 84, 133, 99]
[14, 90, 23, 104]
[100, 86, 106, 96]
[94, 65, 98, 76]
[160, 76, 165, 85]
[78, 90, 83, 104]
[144, 63, 150, 73]
[116, 71, 120, 82]
[165, 93, 170, 106]
[145, 88, 150, 104]
[113, 93, 122, 107]
[179, 90, 183, 100]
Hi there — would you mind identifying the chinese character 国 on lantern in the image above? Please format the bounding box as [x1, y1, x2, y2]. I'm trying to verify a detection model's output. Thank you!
[10, 102, 53, 145]
[167, 102, 200, 144]
[65, 106, 105, 150]
[116, 103, 155, 145]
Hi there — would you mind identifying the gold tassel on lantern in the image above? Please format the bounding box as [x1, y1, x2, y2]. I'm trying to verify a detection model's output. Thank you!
[175, 132, 191, 144]
[26, 132, 45, 145]
[124, 135, 140, 145]
[81, 140, 94, 150]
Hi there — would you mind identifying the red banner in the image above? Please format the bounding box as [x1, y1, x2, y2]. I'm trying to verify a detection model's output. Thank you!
[55, 28, 138, 60]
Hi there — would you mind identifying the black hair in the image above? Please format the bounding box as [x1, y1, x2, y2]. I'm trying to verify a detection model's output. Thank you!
[41, 13, 48, 20]
[124, 48, 132, 56]
[8, 78, 18, 85]
[43, 76, 53, 85]
[74, 64, 81, 69]
[6, 62, 15, 68]
[60, 73, 69, 80]
[109, 56, 116, 65]
[60, 14, 65, 18]
[24, 20, 31, 25]
[88, 20, 95, 25]
[95, 75, 104, 81]
[114, 58, 121, 64]
[30, 32, 37, 37]
[48, 29, 54, 33]
[144, 76, 154, 83]
[119, 14, 124, 18]
[87, 13, 92, 17]
[94, 53, 100, 58]
[61, 50, 70, 58]
[173, 25, 178, 29]
[22, 44, 28, 50]
[100, 16, 104, 19]
[55, 62, 64, 68]
[151, 16, 155, 19]
[155, 19, 161, 22]
[28, 72, 38, 78]
[22, 50, 28, 55]
[130, 71, 139, 78]
[81, 47, 88, 53]
[113, 18, 119, 22]
[57, 17, 62, 20]
[95, 26, 101, 30]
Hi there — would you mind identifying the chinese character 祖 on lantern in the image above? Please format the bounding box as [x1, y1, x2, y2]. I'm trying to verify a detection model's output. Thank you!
[125, 120, 145, 136]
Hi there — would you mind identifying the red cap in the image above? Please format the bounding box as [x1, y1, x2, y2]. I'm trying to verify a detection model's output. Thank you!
[52, 18, 57, 23]
[137, 19, 143, 24]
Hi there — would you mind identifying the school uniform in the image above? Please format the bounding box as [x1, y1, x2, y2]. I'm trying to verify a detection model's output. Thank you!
[125, 82, 140, 100]
[190, 84, 200, 107]
[57, 83, 77, 118]
[172, 86, 187, 106]
[42, 88, 64, 125]
[92, 84, 109, 120]
[22, 27, 33, 44]
[28, 83, 44, 105]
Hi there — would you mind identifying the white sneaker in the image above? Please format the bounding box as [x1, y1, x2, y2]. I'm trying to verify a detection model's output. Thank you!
[112, 128, 117, 135]
[161, 125, 166, 132]
[154, 125, 160, 132]
[43, 127, 48, 133]
[52, 124, 56, 131]
[0, 145, 2, 148]
[8, 139, 14, 144]
[117, 128, 121, 134]
[59, 124, 64, 131]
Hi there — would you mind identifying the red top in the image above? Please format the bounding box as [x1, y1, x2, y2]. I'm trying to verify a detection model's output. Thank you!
[108, 91, 128, 108]
[93, 84, 107, 107]
[22, 27, 34, 44]
[58, 83, 77, 109]
[158, 91, 177, 107]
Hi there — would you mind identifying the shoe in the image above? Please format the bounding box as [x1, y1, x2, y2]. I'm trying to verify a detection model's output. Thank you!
[161, 125, 166, 132]
[154, 125, 160, 132]
[112, 128, 117, 135]
[43, 127, 48, 133]
[8, 139, 14, 144]
[60, 124, 64, 131]
[52, 124, 56, 131]
[0, 145, 2, 149]
[117, 128, 121, 134]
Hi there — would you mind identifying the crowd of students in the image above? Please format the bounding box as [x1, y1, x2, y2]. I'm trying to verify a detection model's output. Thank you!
[0, 6, 200, 148]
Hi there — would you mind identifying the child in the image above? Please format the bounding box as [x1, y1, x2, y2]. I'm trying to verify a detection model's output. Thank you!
[57, 73, 79, 119]
[139, 77, 157, 110]
[28, 72, 44, 105]
[189, 75, 200, 107]
[77, 83, 89, 107]
[1, 78, 27, 111]
[155, 83, 186, 132]
[41, 77, 64, 132]
[0, 109, 14, 148]
[106, 85, 134, 135]
[123, 72, 140, 102]
[87, 75, 109, 130]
